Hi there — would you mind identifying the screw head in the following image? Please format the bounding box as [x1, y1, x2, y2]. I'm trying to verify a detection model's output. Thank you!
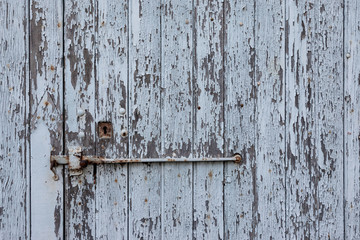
[78, 132, 85, 138]
[346, 53, 351, 58]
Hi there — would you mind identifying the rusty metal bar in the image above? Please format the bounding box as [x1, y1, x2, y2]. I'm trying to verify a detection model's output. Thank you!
[51, 155, 241, 164]
[84, 155, 242, 163]
[50, 151, 242, 180]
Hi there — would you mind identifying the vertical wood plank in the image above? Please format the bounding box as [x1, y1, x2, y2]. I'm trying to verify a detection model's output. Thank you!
[29, 0, 64, 238]
[161, 0, 193, 239]
[128, 0, 162, 239]
[223, 0, 255, 239]
[64, 0, 96, 239]
[345, 1, 360, 238]
[285, 1, 317, 238]
[286, 1, 344, 239]
[95, 1, 128, 239]
[193, 0, 224, 239]
[313, 2, 344, 239]
[254, 0, 286, 238]
[0, 1, 29, 239]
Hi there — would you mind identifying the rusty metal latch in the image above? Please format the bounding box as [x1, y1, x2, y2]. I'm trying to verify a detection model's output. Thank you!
[50, 147, 242, 180]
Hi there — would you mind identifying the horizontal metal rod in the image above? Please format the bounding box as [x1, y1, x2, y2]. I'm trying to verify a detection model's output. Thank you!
[51, 155, 242, 164]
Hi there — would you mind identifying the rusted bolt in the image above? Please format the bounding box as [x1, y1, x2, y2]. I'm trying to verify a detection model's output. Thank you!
[234, 154, 242, 163]
[121, 128, 128, 137]
[119, 108, 126, 115]
[197, 106, 201, 110]
[210, 17, 214, 21]
[185, 19, 189, 24]
[239, 22, 243, 26]
[80, 160, 88, 168]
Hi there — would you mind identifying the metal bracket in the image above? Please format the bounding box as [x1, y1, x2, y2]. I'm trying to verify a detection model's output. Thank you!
[68, 147, 83, 176]
[50, 148, 242, 180]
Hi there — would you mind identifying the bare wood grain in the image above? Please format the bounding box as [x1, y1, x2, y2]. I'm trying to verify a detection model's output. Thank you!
[29, 0, 64, 238]
[223, 0, 255, 239]
[193, 0, 225, 239]
[0, 1, 29, 239]
[161, 0, 193, 238]
[345, 1, 360, 238]
[128, 0, 162, 239]
[95, 0, 128, 239]
[64, 0, 96, 239]
[254, 0, 286, 238]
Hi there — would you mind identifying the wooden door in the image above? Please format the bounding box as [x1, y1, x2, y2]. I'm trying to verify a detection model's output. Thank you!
[2, 0, 359, 239]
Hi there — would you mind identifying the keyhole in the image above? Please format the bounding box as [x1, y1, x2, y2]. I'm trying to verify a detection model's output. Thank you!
[99, 122, 112, 139]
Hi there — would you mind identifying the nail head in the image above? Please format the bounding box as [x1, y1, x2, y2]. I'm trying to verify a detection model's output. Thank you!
[119, 108, 126, 115]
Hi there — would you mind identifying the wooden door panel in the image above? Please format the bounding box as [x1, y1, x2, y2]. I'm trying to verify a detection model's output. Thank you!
[345, 0, 360, 239]
[29, 0, 64, 238]
[254, 0, 286, 238]
[128, 1, 162, 239]
[1, 1, 29, 239]
[95, 0, 129, 239]
[161, 0, 193, 238]
[223, 0, 255, 239]
[64, 0, 96, 238]
[192, 0, 225, 239]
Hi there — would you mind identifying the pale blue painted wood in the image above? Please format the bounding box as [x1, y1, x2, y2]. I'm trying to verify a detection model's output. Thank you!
[2, 0, 359, 239]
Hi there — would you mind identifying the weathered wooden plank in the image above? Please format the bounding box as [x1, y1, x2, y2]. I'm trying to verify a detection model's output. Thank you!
[161, 0, 193, 239]
[223, 0, 255, 239]
[94, 0, 129, 239]
[193, 0, 224, 239]
[64, 0, 96, 239]
[312, 2, 344, 239]
[29, 0, 64, 238]
[345, 1, 360, 238]
[285, 1, 317, 238]
[0, 1, 29, 239]
[128, 0, 162, 239]
[254, 0, 286, 238]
